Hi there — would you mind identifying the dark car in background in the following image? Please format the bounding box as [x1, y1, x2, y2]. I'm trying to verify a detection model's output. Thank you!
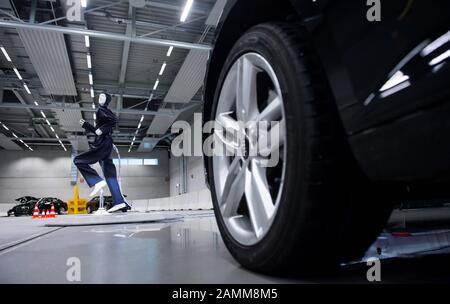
[37, 197, 67, 215]
[86, 195, 129, 213]
[7, 198, 38, 216]
[86, 196, 114, 214]
[203, 0, 450, 274]
[15, 196, 38, 204]
[8, 197, 67, 216]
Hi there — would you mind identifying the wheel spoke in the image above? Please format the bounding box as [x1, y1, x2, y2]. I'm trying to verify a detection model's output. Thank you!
[244, 161, 274, 238]
[257, 93, 282, 122]
[221, 157, 247, 217]
[236, 57, 259, 122]
[216, 111, 240, 131]
[259, 118, 286, 157]
[214, 113, 243, 154]
[251, 159, 276, 217]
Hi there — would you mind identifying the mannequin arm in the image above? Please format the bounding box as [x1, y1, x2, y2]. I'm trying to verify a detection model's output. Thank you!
[82, 121, 96, 134]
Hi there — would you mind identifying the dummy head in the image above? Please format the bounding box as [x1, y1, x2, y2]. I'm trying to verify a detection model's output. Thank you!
[99, 93, 112, 107]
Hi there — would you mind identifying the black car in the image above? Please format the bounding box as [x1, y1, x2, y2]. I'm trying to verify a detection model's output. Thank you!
[202, 0, 450, 274]
[7, 198, 38, 217]
[15, 196, 38, 204]
[86, 195, 129, 213]
[36, 197, 67, 215]
[86, 196, 114, 214]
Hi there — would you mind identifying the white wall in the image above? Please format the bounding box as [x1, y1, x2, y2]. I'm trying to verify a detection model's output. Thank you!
[0, 148, 169, 204]
[186, 156, 207, 193]
[169, 112, 207, 196]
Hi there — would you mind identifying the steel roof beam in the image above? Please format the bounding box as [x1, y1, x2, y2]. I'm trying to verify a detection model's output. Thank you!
[0, 20, 212, 51]
[0, 102, 178, 117]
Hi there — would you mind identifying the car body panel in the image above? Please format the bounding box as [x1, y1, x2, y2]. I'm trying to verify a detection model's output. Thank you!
[203, 0, 450, 184]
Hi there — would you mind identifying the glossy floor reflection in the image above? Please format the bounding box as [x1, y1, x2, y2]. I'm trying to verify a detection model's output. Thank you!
[1, 210, 450, 283]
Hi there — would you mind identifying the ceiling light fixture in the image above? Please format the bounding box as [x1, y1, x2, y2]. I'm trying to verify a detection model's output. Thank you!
[159, 62, 167, 76]
[90, 87, 95, 98]
[81, 0, 87, 8]
[87, 53, 92, 69]
[89, 72, 93, 85]
[180, 0, 194, 22]
[34, 101, 39, 106]
[23, 84, 31, 94]
[13, 68, 22, 80]
[167, 46, 174, 57]
[153, 79, 159, 91]
[1, 46, 11, 61]
[85, 35, 90, 48]
[40, 111, 46, 118]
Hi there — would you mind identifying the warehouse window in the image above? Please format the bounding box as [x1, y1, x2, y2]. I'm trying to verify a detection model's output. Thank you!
[127, 158, 143, 165]
[112, 158, 159, 166]
[144, 158, 158, 165]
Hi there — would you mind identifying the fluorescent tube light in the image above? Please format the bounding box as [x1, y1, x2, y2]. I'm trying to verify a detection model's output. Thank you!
[13, 68, 22, 80]
[180, 0, 194, 22]
[0, 47, 11, 62]
[159, 62, 167, 76]
[24, 84, 31, 94]
[153, 79, 159, 90]
[167, 46, 174, 57]
[87, 53, 92, 69]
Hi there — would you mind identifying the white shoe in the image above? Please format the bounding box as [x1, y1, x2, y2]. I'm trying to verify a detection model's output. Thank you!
[108, 202, 131, 213]
[89, 180, 107, 197]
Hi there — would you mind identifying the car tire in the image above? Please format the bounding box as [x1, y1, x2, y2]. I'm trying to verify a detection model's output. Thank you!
[205, 22, 394, 274]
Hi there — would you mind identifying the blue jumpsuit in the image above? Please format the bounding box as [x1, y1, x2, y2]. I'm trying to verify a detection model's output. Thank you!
[73, 102, 125, 206]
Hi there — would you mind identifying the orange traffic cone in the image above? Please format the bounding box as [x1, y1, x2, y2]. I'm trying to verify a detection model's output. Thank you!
[49, 204, 56, 218]
[32, 204, 39, 219]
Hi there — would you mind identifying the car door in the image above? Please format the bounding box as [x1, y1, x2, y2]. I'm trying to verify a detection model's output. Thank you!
[312, 0, 450, 181]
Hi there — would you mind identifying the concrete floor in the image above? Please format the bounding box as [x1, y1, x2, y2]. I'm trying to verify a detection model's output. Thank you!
[1, 210, 450, 283]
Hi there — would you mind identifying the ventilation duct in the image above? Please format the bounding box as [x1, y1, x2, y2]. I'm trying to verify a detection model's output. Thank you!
[146, 109, 179, 135]
[0, 133, 22, 150]
[17, 29, 77, 96]
[137, 137, 160, 152]
[52, 103, 84, 132]
[206, 0, 228, 26]
[163, 49, 209, 104]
